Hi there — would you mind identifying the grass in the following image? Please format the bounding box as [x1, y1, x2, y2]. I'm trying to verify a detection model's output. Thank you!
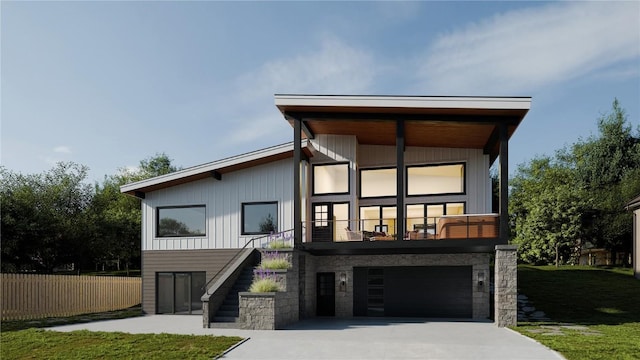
[259, 257, 291, 270]
[267, 240, 292, 249]
[1, 306, 144, 332]
[1, 329, 242, 360]
[515, 265, 640, 360]
[249, 278, 280, 292]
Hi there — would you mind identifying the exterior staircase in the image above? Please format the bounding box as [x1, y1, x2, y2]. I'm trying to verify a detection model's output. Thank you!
[210, 266, 254, 328]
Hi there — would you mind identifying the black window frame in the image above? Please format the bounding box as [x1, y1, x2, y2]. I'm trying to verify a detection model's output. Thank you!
[241, 201, 279, 235]
[312, 162, 351, 196]
[359, 166, 397, 199]
[156, 205, 206, 238]
[405, 162, 466, 197]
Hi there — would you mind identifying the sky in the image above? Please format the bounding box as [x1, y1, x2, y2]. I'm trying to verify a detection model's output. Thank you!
[2, 1, 639, 184]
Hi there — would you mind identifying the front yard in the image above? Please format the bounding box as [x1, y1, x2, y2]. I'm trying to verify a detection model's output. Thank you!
[1, 329, 242, 360]
[1, 306, 242, 360]
[515, 265, 640, 360]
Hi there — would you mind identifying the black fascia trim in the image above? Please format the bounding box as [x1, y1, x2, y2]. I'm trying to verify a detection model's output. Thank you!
[311, 162, 351, 196]
[156, 205, 206, 238]
[405, 162, 467, 197]
[359, 166, 398, 199]
[241, 201, 279, 235]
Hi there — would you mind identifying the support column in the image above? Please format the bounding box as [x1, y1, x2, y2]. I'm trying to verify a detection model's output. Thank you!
[499, 123, 509, 244]
[396, 120, 405, 240]
[495, 245, 518, 327]
[293, 118, 302, 246]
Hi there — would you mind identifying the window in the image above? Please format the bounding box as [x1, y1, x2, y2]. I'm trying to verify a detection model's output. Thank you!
[360, 168, 396, 198]
[157, 206, 206, 238]
[406, 202, 465, 233]
[242, 202, 278, 235]
[156, 272, 206, 314]
[313, 163, 349, 195]
[407, 163, 465, 196]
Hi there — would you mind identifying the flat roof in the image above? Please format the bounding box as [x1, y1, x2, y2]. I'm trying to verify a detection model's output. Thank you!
[275, 94, 531, 160]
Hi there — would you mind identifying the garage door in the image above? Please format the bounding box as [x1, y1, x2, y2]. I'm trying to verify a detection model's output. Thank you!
[353, 266, 472, 318]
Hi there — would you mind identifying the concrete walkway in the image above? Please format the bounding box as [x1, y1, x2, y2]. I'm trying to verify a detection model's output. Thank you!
[49, 315, 564, 360]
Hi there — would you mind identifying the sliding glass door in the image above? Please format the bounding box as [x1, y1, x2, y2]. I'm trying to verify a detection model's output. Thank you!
[156, 272, 206, 314]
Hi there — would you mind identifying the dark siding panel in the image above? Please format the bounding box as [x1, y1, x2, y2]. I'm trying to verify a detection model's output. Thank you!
[141, 249, 239, 314]
[385, 266, 472, 318]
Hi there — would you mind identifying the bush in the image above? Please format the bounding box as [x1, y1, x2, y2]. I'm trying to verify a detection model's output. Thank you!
[267, 240, 292, 249]
[248, 278, 280, 293]
[258, 251, 291, 270]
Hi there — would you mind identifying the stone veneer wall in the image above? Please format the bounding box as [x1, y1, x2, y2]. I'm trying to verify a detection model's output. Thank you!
[303, 253, 491, 319]
[238, 249, 300, 330]
[494, 245, 518, 327]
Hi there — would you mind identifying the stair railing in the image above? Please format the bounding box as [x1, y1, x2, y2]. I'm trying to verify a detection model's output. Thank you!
[201, 228, 295, 295]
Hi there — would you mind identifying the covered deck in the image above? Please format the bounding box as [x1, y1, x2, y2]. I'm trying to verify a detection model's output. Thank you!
[275, 95, 531, 254]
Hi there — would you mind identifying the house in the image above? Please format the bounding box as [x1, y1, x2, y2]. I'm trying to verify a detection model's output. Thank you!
[626, 194, 640, 279]
[121, 94, 531, 328]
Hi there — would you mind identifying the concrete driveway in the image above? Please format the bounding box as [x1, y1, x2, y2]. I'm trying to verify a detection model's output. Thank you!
[49, 315, 564, 360]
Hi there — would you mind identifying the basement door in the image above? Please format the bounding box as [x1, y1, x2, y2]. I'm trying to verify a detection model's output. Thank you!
[353, 266, 472, 318]
[156, 272, 206, 314]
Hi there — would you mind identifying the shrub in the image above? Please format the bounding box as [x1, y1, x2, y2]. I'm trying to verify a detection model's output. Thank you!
[258, 251, 291, 270]
[267, 240, 292, 249]
[249, 278, 280, 293]
[249, 268, 280, 292]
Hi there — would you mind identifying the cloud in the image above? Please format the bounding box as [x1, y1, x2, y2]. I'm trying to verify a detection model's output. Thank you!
[220, 37, 376, 148]
[53, 145, 71, 154]
[236, 36, 376, 99]
[417, 2, 640, 94]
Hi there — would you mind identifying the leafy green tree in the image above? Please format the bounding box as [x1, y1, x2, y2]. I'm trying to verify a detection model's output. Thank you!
[571, 100, 640, 264]
[89, 153, 180, 273]
[510, 99, 639, 265]
[510, 157, 588, 265]
[1, 163, 92, 273]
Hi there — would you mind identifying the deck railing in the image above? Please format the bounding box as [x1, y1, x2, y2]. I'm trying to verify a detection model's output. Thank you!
[304, 214, 499, 243]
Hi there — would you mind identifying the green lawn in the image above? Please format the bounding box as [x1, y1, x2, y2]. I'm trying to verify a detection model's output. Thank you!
[1, 307, 243, 359]
[1, 329, 242, 360]
[515, 265, 640, 360]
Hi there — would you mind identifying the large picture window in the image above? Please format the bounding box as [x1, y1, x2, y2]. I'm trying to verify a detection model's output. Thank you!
[313, 163, 349, 195]
[407, 163, 465, 196]
[360, 168, 396, 198]
[157, 206, 206, 238]
[242, 202, 278, 235]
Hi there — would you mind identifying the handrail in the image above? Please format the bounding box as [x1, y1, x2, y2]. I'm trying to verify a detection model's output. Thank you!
[201, 229, 295, 295]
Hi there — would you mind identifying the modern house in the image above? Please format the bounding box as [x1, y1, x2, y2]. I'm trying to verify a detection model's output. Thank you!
[626, 194, 640, 279]
[121, 95, 531, 328]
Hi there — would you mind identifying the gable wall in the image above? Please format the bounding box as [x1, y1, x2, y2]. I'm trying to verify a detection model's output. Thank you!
[141, 158, 294, 251]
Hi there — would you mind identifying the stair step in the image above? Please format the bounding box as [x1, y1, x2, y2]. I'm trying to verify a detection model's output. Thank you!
[209, 321, 241, 329]
[219, 304, 238, 312]
[216, 310, 239, 317]
[213, 316, 239, 323]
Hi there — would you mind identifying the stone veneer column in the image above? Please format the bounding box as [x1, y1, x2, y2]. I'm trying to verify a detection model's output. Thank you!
[495, 245, 518, 327]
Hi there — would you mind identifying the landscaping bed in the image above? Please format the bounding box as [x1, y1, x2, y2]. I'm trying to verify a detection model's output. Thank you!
[515, 265, 640, 360]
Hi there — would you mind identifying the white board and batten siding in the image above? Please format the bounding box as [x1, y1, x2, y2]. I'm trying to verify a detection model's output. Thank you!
[141, 159, 294, 251]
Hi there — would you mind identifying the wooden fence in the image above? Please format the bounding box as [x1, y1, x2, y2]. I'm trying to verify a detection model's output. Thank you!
[1, 273, 141, 321]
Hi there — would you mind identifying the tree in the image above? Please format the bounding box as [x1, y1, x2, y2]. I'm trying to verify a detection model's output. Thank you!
[510, 99, 639, 265]
[571, 100, 640, 264]
[1, 163, 92, 273]
[89, 153, 180, 274]
[510, 156, 588, 265]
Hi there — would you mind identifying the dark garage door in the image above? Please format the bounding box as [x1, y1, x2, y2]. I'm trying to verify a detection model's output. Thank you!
[354, 266, 472, 318]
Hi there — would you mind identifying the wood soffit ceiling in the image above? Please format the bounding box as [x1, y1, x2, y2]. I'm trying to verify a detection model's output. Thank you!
[281, 105, 526, 150]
